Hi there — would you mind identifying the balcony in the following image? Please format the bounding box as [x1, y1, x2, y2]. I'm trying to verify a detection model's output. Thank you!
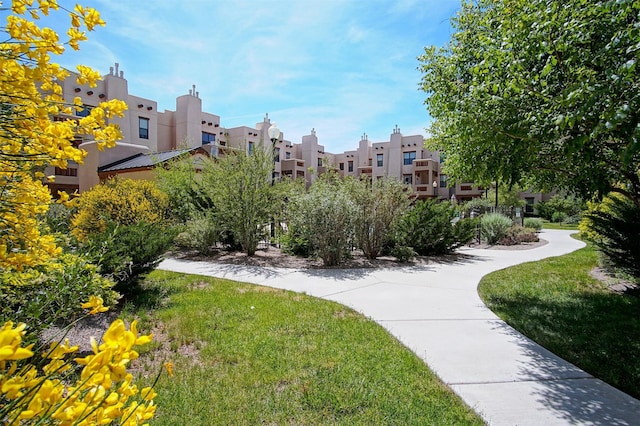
[414, 184, 438, 199]
[413, 158, 437, 171]
[281, 159, 306, 179]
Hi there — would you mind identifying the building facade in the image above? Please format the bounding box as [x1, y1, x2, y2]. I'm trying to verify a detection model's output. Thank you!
[50, 63, 547, 205]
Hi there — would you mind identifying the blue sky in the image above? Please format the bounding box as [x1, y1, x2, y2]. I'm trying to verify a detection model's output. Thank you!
[54, 0, 460, 153]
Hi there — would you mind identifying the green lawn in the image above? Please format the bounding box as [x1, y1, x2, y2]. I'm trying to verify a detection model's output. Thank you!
[478, 242, 640, 399]
[541, 221, 579, 230]
[129, 271, 484, 425]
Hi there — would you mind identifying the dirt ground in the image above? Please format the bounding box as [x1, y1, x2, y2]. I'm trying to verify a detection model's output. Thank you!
[172, 238, 549, 270]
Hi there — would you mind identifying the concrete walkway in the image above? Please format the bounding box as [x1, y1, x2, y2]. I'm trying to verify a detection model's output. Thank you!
[158, 230, 640, 425]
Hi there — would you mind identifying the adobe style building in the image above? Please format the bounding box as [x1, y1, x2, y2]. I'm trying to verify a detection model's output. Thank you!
[48, 63, 548, 207]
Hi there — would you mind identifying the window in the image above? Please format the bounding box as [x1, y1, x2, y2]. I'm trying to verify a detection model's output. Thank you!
[274, 147, 280, 162]
[525, 197, 535, 214]
[54, 167, 77, 177]
[317, 158, 322, 167]
[75, 104, 92, 117]
[403, 174, 412, 185]
[403, 151, 416, 165]
[202, 132, 215, 145]
[377, 153, 383, 167]
[339, 162, 344, 171]
[248, 141, 254, 154]
[440, 174, 447, 187]
[139, 117, 149, 139]
[286, 151, 291, 160]
[348, 161, 353, 172]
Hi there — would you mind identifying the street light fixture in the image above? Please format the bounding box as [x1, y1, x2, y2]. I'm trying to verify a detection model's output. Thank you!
[268, 122, 280, 183]
[432, 180, 438, 199]
[267, 122, 280, 243]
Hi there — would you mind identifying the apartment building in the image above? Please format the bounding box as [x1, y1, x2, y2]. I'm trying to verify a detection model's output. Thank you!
[48, 63, 486, 201]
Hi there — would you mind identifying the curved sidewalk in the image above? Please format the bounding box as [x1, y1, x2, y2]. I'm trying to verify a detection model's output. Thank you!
[158, 230, 640, 425]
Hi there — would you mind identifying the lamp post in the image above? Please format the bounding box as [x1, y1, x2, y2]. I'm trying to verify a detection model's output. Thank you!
[267, 122, 280, 243]
[432, 180, 438, 199]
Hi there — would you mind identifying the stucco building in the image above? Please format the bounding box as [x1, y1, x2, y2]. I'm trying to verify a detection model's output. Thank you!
[47, 63, 503, 203]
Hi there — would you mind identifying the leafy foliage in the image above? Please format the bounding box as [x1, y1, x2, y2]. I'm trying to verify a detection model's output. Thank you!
[580, 193, 640, 279]
[81, 221, 177, 293]
[480, 213, 513, 245]
[287, 174, 356, 266]
[498, 226, 539, 246]
[173, 211, 222, 254]
[0, 253, 117, 336]
[419, 0, 640, 206]
[523, 217, 543, 231]
[0, 2, 127, 271]
[535, 194, 585, 222]
[71, 178, 171, 241]
[346, 177, 411, 259]
[394, 200, 476, 255]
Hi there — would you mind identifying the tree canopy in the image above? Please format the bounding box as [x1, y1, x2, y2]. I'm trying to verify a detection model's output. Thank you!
[419, 0, 640, 205]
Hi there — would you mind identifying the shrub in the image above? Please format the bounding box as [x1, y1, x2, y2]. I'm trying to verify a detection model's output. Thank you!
[80, 221, 176, 293]
[551, 211, 568, 223]
[390, 245, 417, 263]
[0, 253, 118, 336]
[498, 226, 540, 246]
[523, 217, 543, 231]
[535, 194, 584, 221]
[580, 193, 640, 279]
[394, 200, 476, 256]
[480, 213, 513, 245]
[461, 197, 493, 217]
[287, 176, 355, 266]
[71, 178, 171, 241]
[347, 177, 411, 259]
[174, 211, 222, 254]
[280, 225, 314, 257]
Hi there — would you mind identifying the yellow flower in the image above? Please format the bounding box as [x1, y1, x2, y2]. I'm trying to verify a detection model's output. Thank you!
[0, 321, 34, 362]
[81, 295, 109, 315]
[164, 361, 174, 377]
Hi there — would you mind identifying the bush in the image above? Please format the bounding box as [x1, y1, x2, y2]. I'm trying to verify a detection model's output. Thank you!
[460, 197, 493, 217]
[498, 226, 540, 246]
[71, 178, 171, 241]
[580, 193, 640, 279]
[287, 176, 355, 266]
[0, 253, 118, 336]
[280, 225, 314, 257]
[523, 217, 543, 231]
[394, 200, 476, 256]
[480, 213, 513, 245]
[80, 221, 176, 293]
[535, 194, 584, 221]
[174, 211, 222, 254]
[551, 211, 568, 223]
[346, 177, 411, 259]
[390, 245, 417, 263]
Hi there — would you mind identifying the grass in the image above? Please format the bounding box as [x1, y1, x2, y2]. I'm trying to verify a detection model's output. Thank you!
[478, 241, 640, 399]
[129, 270, 484, 425]
[541, 220, 579, 230]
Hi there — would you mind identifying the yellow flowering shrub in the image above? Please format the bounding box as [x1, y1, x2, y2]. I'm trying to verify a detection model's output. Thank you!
[0, 299, 167, 425]
[71, 178, 171, 241]
[0, 0, 127, 271]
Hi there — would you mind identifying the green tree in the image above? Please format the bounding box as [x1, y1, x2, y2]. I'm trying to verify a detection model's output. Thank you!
[346, 176, 411, 259]
[419, 0, 640, 206]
